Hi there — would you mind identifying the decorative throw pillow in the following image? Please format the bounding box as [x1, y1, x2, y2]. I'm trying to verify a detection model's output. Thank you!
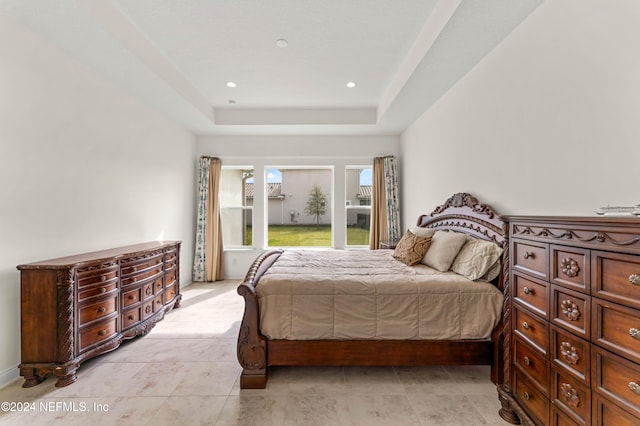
[450, 236, 504, 281]
[411, 226, 435, 239]
[481, 260, 502, 282]
[421, 230, 468, 272]
[393, 230, 432, 266]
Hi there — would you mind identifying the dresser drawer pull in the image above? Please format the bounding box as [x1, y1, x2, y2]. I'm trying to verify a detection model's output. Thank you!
[522, 391, 530, 400]
[560, 341, 580, 364]
[523, 251, 533, 260]
[523, 356, 530, 366]
[100, 287, 106, 293]
[127, 315, 135, 321]
[100, 275, 107, 282]
[522, 322, 530, 330]
[629, 382, 640, 395]
[560, 382, 580, 408]
[523, 287, 531, 295]
[96, 307, 106, 314]
[629, 328, 640, 340]
[630, 274, 640, 286]
[97, 330, 107, 337]
[561, 300, 581, 321]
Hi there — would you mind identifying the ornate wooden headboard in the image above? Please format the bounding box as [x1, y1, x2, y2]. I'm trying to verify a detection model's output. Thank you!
[417, 192, 507, 249]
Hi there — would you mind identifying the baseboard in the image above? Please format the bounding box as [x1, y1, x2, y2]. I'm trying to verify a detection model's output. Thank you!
[0, 365, 19, 389]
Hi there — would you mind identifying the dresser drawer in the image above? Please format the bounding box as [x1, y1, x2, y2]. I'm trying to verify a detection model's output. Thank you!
[514, 335, 549, 393]
[78, 316, 118, 352]
[551, 325, 590, 384]
[592, 298, 640, 365]
[123, 287, 141, 307]
[592, 346, 640, 417]
[78, 296, 118, 326]
[514, 272, 549, 319]
[551, 285, 590, 339]
[514, 370, 549, 425]
[122, 307, 141, 330]
[121, 267, 163, 287]
[551, 245, 590, 294]
[592, 250, 640, 310]
[513, 239, 549, 280]
[592, 392, 640, 426]
[142, 300, 154, 320]
[165, 282, 178, 303]
[552, 367, 590, 424]
[514, 305, 549, 355]
[78, 281, 118, 302]
[76, 264, 118, 288]
[551, 406, 580, 426]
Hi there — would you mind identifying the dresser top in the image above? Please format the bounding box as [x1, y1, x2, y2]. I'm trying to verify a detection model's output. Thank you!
[502, 215, 640, 225]
[17, 240, 181, 270]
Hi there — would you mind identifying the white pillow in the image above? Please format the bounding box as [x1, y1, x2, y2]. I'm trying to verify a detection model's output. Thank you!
[450, 236, 504, 281]
[411, 226, 435, 239]
[421, 231, 468, 272]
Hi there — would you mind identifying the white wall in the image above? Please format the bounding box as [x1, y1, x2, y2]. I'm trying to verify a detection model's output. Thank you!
[400, 0, 640, 224]
[0, 14, 197, 387]
[197, 135, 399, 278]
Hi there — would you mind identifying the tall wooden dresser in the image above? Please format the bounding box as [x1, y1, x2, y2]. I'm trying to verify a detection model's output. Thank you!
[498, 217, 640, 425]
[17, 241, 181, 387]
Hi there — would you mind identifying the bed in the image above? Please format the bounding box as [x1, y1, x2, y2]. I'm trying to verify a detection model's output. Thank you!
[236, 192, 510, 389]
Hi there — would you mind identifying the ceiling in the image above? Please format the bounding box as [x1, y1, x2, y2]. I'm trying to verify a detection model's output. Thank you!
[0, 0, 542, 136]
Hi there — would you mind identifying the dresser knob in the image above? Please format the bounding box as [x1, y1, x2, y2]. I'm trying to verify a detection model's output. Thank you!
[630, 329, 640, 340]
[523, 287, 531, 295]
[522, 391, 530, 400]
[629, 382, 640, 394]
[100, 287, 106, 293]
[97, 330, 107, 336]
[97, 307, 106, 314]
[128, 315, 135, 321]
[522, 322, 530, 330]
[100, 275, 107, 282]
[523, 356, 530, 366]
[523, 251, 532, 260]
[629, 274, 640, 286]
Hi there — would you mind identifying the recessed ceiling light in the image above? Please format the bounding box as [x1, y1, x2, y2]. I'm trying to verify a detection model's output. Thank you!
[276, 39, 288, 48]
[346, 81, 357, 88]
[226, 81, 237, 88]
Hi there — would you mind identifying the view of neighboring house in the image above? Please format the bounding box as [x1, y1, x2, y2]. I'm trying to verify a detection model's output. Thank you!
[243, 168, 371, 226]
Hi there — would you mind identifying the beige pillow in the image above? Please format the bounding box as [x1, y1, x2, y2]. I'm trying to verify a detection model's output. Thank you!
[393, 230, 432, 266]
[481, 260, 502, 282]
[411, 226, 435, 239]
[450, 236, 504, 281]
[421, 230, 468, 272]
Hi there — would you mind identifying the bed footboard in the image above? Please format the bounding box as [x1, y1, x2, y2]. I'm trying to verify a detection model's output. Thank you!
[236, 250, 283, 389]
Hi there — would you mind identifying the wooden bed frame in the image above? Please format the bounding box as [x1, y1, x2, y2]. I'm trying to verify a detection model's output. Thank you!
[236, 192, 510, 389]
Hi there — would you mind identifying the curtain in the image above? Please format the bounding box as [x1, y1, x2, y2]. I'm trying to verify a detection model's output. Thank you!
[193, 157, 224, 281]
[383, 156, 401, 242]
[369, 156, 400, 249]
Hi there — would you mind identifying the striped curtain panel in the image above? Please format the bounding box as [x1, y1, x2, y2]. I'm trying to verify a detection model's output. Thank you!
[193, 156, 225, 282]
[383, 156, 401, 243]
[369, 156, 401, 249]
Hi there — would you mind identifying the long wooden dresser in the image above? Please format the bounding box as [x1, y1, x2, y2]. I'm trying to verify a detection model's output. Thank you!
[498, 217, 640, 425]
[17, 241, 181, 387]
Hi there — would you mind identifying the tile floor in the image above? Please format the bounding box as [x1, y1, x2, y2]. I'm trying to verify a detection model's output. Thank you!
[0, 281, 507, 425]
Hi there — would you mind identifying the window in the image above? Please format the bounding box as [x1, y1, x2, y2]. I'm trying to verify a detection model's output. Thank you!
[220, 167, 253, 247]
[346, 167, 372, 246]
[266, 167, 333, 247]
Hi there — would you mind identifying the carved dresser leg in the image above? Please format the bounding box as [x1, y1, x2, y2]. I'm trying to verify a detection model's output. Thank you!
[240, 368, 267, 389]
[498, 386, 521, 424]
[20, 366, 45, 388]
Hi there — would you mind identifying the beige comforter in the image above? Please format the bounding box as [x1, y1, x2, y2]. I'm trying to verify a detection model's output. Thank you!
[257, 250, 503, 340]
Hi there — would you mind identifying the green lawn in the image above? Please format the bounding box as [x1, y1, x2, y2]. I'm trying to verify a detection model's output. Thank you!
[246, 225, 369, 246]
